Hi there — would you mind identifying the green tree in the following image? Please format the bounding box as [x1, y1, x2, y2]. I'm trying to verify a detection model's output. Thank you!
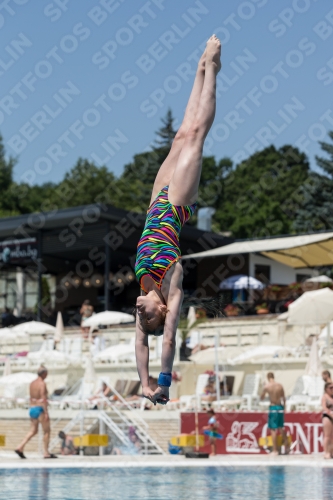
[215, 145, 310, 238]
[0, 134, 18, 216]
[118, 110, 178, 211]
[118, 109, 177, 205]
[49, 158, 117, 209]
[317, 130, 333, 177]
[292, 131, 333, 232]
[154, 108, 177, 150]
[11, 182, 55, 214]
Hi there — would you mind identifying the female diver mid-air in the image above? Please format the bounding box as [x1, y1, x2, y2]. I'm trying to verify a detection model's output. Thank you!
[134, 35, 221, 405]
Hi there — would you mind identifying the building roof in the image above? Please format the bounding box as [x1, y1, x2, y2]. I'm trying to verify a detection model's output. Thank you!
[0, 204, 134, 238]
[183, 231, 333, 268]
[0, 204, 231, 274]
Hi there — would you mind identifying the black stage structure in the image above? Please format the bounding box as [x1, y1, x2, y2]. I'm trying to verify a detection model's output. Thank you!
[0, 204, 232, 323]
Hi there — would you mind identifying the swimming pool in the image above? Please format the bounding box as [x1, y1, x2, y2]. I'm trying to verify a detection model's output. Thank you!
[1, 466, 332, 499]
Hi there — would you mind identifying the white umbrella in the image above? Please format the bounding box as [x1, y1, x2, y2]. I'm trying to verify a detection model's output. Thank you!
[27, 349, 68, 363]
[54, 312, 64, 343]
[79, 355, 97, 401]
[0, 371, 36, 399]
[83, 355, 96, 383]
[3, 357, 11, 376]
[228, 345, 293, 365]
[287, 288, 333, 325]
[84, 311, 135, 328]
[219, 274, 265, 290]
[187, 306, 197, 329]
[0, 327, 14, 337]
[306, 275, 333, 283]
[190, 346, 242, 364]
[0, 328, 28, 339]
[319, 321, 333, 339]
[305, 338, 322, 377]
[12, 321, 56, 335]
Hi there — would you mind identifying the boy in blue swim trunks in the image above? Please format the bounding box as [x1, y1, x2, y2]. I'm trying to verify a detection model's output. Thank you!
[15, 366, 56, 459]
[261, 372, 288, 456]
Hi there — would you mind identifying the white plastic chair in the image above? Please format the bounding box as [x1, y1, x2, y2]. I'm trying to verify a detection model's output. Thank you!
[58, 337, 72, 355]
[59, 379, 97, 409]
[69, 337, 82, 362]
[186, 330, 201, 350]
[239, 374, 262, 410]
[304, 375, 324, 411]
[178, 373, 210, 411]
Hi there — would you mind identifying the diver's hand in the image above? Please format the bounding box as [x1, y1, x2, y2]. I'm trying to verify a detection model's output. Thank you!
[153, 386, 170, 405]
[142, 387, 156, 403]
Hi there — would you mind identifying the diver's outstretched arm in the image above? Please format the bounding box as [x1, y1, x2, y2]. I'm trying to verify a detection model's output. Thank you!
[161, 289, 183, 372]
[152, 288, 183, 404]
[135, 324, 154, 400]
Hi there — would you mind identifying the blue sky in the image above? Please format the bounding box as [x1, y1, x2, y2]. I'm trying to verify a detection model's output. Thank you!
[1, 0, 333, 185]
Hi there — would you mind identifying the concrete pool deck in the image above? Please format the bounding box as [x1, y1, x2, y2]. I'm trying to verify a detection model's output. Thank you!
[1, 452, 333, 468]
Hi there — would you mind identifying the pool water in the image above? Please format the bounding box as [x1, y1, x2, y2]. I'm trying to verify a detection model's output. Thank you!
[1, 466, 332, 500]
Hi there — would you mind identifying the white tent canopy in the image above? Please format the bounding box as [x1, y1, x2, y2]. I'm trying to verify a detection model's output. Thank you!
[287, 288, 333, 325]
[84, 311, 135, 328]
[220, 274, 265, 290]
[183, 231, 333, 269]
[12, 321, 56, 335]
[228, 345, 294, 365]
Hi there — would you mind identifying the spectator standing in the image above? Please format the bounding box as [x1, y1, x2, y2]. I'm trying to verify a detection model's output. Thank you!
[80, 300, 94, 336]
[15, 366, 56, 459]
[261, 372, 288, 456]
[322, 381, 333, 459]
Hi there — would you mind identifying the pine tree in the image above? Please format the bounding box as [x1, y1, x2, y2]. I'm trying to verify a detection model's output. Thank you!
[154, 108, 177, 150]
[292, 131, 333, 232]
[0, 134, 18, 216]
[316, 131, 333, 177]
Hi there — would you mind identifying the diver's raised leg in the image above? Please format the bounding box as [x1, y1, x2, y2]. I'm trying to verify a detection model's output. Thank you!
[168, 35, 221, 206]
[150, 50, 206, 203]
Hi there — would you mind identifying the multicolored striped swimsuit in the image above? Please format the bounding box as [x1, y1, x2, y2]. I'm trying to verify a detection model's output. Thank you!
[135, 186, 197, 292]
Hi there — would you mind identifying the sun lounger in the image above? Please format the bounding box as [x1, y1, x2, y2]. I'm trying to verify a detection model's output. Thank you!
[286, 375, 324, 411]
[212, 374, 261, 411]
[167, 374, 210, 411]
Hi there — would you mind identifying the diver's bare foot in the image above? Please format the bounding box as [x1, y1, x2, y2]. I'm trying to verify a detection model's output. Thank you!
[324, 453, 331, 459]
[198, 49, 206, 73]
[270, 451, 279, 456]
[206, 34, 221, 73]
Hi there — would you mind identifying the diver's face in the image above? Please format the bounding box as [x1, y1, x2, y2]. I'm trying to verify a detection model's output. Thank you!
[136, 295, 162, 331]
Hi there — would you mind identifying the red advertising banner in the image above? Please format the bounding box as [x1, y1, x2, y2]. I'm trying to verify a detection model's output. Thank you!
[181, 412, 323, 455]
